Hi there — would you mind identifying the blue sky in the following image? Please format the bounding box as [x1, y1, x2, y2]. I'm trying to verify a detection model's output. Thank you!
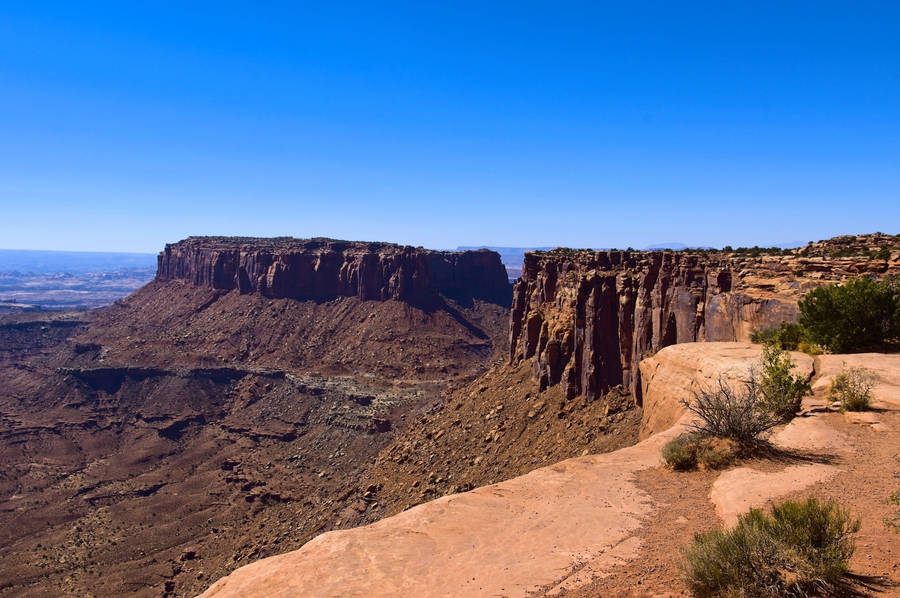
[1, 1, 898, 252]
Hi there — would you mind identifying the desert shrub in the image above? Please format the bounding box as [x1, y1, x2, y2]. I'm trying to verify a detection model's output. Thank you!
[681, 497, 859, 598]
[772, 322, 804, 351]
[773, 322, 806, 351]
[750, 322, 823, 353]
[799, 277, 900, 353]
[662, 434, 700, 470]
[750, 326, 779, 346]
[876, 245, 892, 261]
[750, 329, 768, 344]
[695, 437, 738, 470]
[795, 341, 823, 355]
[683, 376, 780, 445]
[662, 434, 737, 471]
[756, 344, 812, 422]
[887, 489, 900, 533]
[827, 366, 877, 411]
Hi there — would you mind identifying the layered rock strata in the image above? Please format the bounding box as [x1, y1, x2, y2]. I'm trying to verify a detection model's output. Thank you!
[509, 247, 898, 403]
[157, 237, 511, 306]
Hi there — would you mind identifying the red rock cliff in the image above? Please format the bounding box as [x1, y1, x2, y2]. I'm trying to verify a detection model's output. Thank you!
[509, 242, 898, 403]
[157, 237, 511, 306]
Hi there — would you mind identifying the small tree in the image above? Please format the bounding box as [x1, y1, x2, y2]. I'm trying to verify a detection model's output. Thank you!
[757, 344, 812, 422]
[799, 277, 900, 352]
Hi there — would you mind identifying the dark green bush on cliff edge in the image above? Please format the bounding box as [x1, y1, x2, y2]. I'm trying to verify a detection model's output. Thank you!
[749, 322, 806, 351]
[799, 277, 900, 353]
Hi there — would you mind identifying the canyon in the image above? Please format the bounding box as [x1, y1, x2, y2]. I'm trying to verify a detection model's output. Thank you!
[0, 233, 897, 597]
[0, 238, 512, 597]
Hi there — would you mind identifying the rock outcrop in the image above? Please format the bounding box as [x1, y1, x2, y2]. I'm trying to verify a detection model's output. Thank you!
[157, 237, 511, 306]
[509, 243, 897, 403]
[637, 343, 814, 438]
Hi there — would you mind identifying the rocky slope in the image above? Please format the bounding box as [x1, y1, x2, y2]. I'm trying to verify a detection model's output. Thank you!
[354, 361, 641, 520]
[509, 236, 898, 403]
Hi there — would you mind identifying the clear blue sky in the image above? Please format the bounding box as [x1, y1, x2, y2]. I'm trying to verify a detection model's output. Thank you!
[1, 1, 898, 253]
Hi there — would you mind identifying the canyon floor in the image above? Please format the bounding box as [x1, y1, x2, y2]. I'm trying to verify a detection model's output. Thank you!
[199, 344, 900, 598]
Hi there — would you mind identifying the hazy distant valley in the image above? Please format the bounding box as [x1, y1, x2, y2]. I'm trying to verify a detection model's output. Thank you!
[0, 250, 167, 310]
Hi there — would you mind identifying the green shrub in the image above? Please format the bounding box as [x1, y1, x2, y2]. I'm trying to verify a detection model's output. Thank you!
[681, 497, 859, 598]
[795, 341, 823, 355]
[876, 245, 892, 261]
[756, 344, 812, 422]
[887, 489, 900, 533]
[683, 376, 780, 445]
[662, 434, 738, 471]
[750, 326, 780, 347]
[750, 322, 819, 352]
[827, 366, 877, 411]
[799, 277, 900, 353]
[773, 322, 804, 350]
[750, 328, 769, 344]
[662, 434, 700, 470]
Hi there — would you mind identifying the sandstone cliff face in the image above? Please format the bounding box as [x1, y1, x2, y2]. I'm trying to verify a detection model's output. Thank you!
[157, 237, 511, 306]
[509, 248, 898, 403]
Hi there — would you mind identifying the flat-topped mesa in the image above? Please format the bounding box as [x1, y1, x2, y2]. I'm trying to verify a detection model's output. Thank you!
[509, 243, 899, 403]
[157, 237, 511, 306]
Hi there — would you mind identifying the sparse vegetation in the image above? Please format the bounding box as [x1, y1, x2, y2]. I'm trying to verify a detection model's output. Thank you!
[799, 276, 900, 353]
[756, 344, 812, 422]
[795, 341, 822, 355]
[750, 322, 824, 354]
[661, 433, 737, 471]
[683, 376, 780, 445]
[726, 245, 794, 257]
[826, 366, 877, 411]
[542, 247, 594, 256]
[668, 346, 808, 470]
[886, 488, 900, 533]
[750, 322, 805, 351]
[662, 434, 699, 470]
[681, 497, 859, 598]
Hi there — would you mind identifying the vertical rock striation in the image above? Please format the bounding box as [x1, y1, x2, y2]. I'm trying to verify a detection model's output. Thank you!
[509, 246, 898, 403]
[156, 237, 511, 307]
